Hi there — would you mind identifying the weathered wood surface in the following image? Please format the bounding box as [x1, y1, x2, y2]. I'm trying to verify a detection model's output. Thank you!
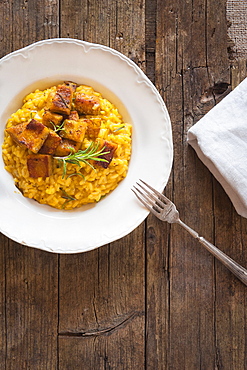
[0, 0, 247, 369]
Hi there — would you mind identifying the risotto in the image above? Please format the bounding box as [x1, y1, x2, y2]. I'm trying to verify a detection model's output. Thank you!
[2, 82, 132, 210]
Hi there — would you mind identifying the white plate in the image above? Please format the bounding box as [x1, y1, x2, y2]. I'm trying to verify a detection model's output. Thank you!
[0, 38, 173, 253]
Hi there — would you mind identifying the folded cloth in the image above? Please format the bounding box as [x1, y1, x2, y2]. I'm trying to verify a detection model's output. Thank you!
[187, 77, 247, 218]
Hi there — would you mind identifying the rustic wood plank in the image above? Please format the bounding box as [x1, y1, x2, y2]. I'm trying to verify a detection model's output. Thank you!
[1, 0, 247, 368]
[0, 0, 58, 59]
[58, 1, 146, 368]
[59, 235, 145, 333]
[145, 0, 247, 369]
[145, 0, 157, 84]
[213, 181, 247, 369]
[0, 0, 12, 58]
[145, 215, 170, 369]
[59, 313, 144, 369]
[10, 0, 59, 50]
[212, 66, 247, 369]
[4, 242, 58, 369]
[0, 234, 7, 369]
[0, 1, 13, 366]
[144, 1, 170, 368]
[60, 0, 146, 69]
[59, 233, 145, 368]
[231, 59, 247, 88]
[0, 0, 60, 368]
[207, 1, 247, 368]
[150, 0, 216, 366]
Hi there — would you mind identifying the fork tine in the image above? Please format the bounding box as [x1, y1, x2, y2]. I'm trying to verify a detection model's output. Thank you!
[135, 182, 165, 210]
[133, 186, 162, 211]
[139, 179, 171, 204]
[131, 188, 161, 217]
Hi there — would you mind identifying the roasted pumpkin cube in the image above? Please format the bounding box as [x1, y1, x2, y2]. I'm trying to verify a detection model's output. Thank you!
[6, 119, 50, 153]
[39, 130, 62, 155]
[54, 139, 81, 157]
[74, 92, 101, 115]
[48, 84, 73, 115]
[85, 118, 101, 140]
[67, 110, 79, 121]
[60, 119, 87, 143]
[94, 139, 118, 169]
[27, 154, 53, 178]
[64, 81, 77, 91]
[42, 110, 63, 129]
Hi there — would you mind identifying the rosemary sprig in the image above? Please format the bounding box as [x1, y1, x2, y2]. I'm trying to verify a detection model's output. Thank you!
[67, 172, 85, 180]
[50, 120, 65, 133]
[113, 125, 125, 132]
[60, 188, 76, 208]
[54, 141, 110, 178]
[29, 110, 36, 119]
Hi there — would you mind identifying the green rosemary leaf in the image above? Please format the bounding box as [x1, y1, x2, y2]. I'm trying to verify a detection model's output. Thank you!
[62, 200, 71, 209]
[60, 188, 76, 209]
[49, 121, 56, 131]
[50, 120, 65, 133]
[62, 160, 67, 179]
[113, 125, 125, 132]
[67, 172, 85, 180]
[54, 141, 110, 178]
[60, 188, 76, 200]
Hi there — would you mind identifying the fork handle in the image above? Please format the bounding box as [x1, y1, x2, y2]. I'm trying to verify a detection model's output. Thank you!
[178, 219, 247, 286]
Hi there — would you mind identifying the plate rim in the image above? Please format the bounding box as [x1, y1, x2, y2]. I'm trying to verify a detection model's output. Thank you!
[0, 38, 173, 253]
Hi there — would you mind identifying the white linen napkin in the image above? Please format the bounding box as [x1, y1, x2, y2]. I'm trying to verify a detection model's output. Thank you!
[187, 77, 247, 218]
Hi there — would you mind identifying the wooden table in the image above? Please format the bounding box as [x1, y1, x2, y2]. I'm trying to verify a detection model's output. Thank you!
[1, 1, 247, 369]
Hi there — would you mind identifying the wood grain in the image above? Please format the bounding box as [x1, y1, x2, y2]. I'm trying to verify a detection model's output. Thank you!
[58, 233, 145, 368]
[148, 0, 247, 369]
[0, 234, 7, 369]
[58, 1, 146, 367]
[0, 0, 247, 368]
[0, 1, 59, 369]
[213, 66, 247, 369]
[153, 1, 215, 367]
[4, 243, 58, 369]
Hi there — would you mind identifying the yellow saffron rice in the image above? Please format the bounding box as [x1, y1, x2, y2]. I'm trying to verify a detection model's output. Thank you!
[2, 83, 132, 210]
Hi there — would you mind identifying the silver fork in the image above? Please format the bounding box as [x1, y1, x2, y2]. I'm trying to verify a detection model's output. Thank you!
[132, 179, 247, 286]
